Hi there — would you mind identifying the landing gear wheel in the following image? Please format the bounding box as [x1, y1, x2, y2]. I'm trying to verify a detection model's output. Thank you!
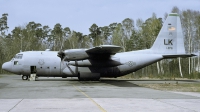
[22, 75, 28, 80]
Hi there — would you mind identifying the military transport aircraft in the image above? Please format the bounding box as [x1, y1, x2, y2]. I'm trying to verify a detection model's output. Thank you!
[2, 13, 195, 81]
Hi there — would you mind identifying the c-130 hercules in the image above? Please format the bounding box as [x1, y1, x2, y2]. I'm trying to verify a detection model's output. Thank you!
[2, 13, 195, 81]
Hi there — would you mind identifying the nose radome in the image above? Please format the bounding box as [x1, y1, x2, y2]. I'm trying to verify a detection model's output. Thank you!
[2, 62, 11, 72]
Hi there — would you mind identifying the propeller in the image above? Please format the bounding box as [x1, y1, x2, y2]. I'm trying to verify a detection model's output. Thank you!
[57, 48, 79, 76]
[56, 35, 79, 76]
[57, 50, 65, 61]
[57, 35, 66, 61]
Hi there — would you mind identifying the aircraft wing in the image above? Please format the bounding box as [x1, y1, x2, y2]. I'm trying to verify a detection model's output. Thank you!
[59, 45, 122, 61]
[86, 45, 122, 55]
[86, 45, 122, 60]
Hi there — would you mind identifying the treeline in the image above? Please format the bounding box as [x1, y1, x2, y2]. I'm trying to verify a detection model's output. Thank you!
[0, 7, 200, 79]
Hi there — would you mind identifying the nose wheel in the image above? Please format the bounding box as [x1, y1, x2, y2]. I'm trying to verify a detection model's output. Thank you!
[22, 75, 29, 80]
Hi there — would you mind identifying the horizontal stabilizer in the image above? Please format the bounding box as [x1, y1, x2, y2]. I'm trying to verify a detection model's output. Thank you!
[163, 54, 196, 58]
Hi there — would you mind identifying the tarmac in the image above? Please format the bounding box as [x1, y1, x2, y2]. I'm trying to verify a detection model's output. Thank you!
[0, 74, 200, 112]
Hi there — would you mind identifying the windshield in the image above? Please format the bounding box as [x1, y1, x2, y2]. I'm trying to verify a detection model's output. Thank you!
[14, 54, 23, 59]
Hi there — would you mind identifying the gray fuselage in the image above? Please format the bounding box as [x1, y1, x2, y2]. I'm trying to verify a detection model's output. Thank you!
[2, 49, 163, 78]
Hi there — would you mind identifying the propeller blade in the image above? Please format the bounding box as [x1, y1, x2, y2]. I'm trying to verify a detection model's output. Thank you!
[57, 51, 65, 60]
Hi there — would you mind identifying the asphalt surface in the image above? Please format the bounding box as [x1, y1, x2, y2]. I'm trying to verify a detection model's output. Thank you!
[0, 74, 200, 112]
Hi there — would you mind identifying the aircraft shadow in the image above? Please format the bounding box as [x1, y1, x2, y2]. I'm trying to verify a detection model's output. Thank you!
[34, 78, 139, 87]
[36, 78, 70, 81]
[113, 79, 200, 83]
[23, 78, 200, 83]
[100, 80, 139, 87]
[21, 78, 200, 87]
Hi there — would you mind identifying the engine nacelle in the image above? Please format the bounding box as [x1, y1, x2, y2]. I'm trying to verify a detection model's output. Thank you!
[63, 49, 89, 61]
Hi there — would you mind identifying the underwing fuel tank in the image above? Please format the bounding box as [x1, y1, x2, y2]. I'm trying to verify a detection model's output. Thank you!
[68, 59, 122, 67]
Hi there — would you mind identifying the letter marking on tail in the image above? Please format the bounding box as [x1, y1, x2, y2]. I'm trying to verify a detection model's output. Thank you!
[164, 39, 173, 45]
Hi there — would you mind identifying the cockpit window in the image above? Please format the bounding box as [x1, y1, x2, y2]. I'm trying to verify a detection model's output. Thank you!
[14, 54, 23, 59]
[14, 61, 18, 65]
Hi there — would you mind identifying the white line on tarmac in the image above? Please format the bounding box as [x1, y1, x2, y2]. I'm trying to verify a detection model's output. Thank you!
[8, 99, 23, 112]
[73, 85, 106, 112]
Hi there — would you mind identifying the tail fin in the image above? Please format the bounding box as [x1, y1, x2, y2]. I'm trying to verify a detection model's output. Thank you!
[151, 13, 185, 55]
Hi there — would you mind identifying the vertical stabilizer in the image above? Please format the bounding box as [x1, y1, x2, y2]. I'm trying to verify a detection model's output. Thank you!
[151, 13, 185, 55]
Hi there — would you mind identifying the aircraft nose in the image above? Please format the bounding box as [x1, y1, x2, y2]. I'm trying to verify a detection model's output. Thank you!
[2, 62, 11, 72]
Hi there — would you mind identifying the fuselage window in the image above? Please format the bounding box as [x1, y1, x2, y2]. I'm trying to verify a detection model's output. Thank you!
[14, 54, 23, 59]
[14, 61, 18, 65]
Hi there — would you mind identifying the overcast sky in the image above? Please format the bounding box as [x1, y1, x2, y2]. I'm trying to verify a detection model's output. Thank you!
[0, 0, 200, 35]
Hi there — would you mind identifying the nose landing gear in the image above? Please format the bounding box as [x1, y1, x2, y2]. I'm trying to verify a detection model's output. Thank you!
[21, 66, 37, 81]
[22, 75, 29, 80]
